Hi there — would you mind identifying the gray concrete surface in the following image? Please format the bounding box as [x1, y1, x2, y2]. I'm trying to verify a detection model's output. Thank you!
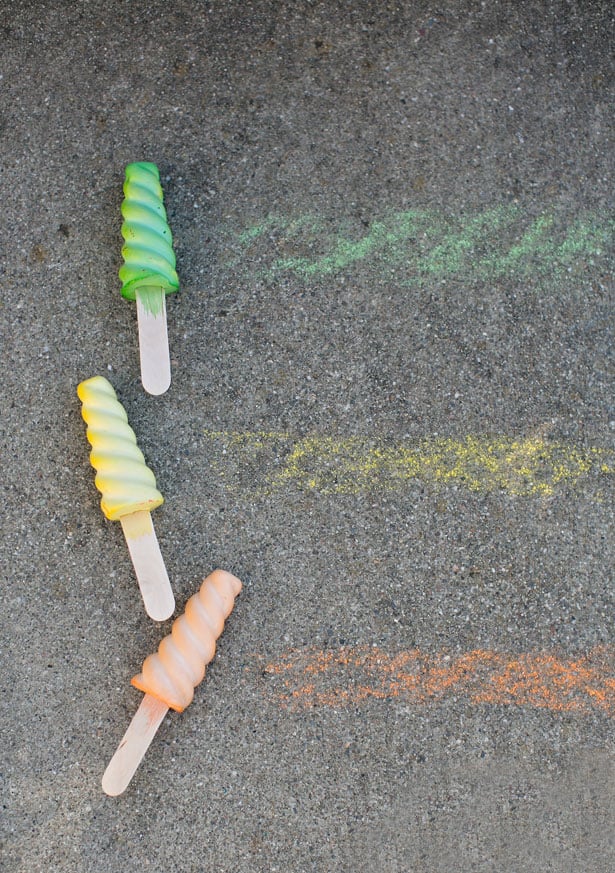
[1, 1, 614, 870]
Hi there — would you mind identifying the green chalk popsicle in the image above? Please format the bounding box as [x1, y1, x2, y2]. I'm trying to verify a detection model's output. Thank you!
[120, 162, 179, 395]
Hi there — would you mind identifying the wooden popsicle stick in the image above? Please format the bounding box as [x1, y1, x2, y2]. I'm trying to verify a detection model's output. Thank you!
[135, 287, 171, 396]
[102, 694, 169, 796]
[120, 510, 175, 621]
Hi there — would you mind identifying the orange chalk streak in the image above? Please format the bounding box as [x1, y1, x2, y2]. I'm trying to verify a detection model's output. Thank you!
[263, 646, 615, 716]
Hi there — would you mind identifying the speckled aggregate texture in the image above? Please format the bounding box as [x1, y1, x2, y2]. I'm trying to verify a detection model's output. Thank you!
[1, 1, 613, 871]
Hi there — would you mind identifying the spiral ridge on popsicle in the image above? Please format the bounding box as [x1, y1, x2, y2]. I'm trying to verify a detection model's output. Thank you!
[119, 162, 179, 302]
[77, 375, 164, 521]
[132, 570, 243, 712]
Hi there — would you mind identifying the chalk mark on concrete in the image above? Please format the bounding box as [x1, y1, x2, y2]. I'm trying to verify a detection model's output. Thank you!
[261, 645, 615, 716]
[205, 430, 614, 498]
[223, 206, 613, 284]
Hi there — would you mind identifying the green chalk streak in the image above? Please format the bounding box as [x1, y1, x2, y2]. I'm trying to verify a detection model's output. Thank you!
[228, 205, 613, 285]
[557, 217, 613, 259]
[421, 206, 518, 276]
[238, 216, 283, 243]
[273, 210, 433, 277]
[237, 214, 326, 245]
[300, 220, 389, 276]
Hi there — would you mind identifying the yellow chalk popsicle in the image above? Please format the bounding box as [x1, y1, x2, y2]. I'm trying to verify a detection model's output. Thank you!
[102, 570, 242, 796]
[77, 375, 174, 620]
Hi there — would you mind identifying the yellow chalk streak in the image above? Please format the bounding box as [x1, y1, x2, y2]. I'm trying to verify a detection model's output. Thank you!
[263, 646, 615, 716]
[204, 430, 614, 497]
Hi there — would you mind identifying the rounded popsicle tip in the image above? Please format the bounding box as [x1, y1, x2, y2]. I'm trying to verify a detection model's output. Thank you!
[125, 160, 160, 177]
[77, 374, 115, 403]
[208, 569, 243, 597]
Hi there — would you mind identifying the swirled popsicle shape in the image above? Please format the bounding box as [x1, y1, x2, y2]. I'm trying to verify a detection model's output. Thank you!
[77, 375, 163, 521]
[77, 375, 173, 620]
[132, 569, 243, 711]
[119, 162, 179, 303]
[102, 570, 243, 795]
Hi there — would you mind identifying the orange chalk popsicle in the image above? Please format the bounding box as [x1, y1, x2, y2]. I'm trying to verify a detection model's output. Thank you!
[102, 569, 242, 796]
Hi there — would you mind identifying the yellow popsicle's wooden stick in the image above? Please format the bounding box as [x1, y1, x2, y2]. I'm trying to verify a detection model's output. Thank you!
[120, 510, 175, 621]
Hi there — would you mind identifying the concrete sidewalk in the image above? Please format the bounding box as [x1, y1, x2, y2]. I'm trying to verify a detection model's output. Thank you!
[1, 2, 613, 871]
